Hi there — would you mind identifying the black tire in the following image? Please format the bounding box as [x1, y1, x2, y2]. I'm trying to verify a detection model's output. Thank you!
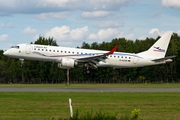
[83, 70, 87, 75]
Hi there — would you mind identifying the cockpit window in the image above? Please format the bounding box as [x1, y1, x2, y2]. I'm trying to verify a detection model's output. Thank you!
[11, 46, 19, 49]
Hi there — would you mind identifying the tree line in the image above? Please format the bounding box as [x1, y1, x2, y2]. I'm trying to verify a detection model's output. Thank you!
[0, 33, 180, 83]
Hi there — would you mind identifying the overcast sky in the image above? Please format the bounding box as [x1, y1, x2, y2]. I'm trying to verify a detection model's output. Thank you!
[0, 0, 180, 50]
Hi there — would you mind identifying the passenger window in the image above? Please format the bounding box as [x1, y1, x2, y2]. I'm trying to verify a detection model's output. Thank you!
[46, 49, 48, 51]
[129, 57, 131, 59]
[53, 50, 55, 52]
[72, 52, 74, 54]
[114, 56, 116, 57]
[34, 48, 36, 50]
[42, 49, 44, 51]
[49, 50, 51, 52]
[81, 53, 83, 54]
[61, 51, 63, 53]
[121, 56, 123, 58]
[69, 51, 70, 53]
[38, 49, 40, 51]
[125, 57, 127, 59]
[65, 51, 66, 53]
[57, 50, 59, 52]
[77, 52, 79, 54]
[118, 56, 119, 58]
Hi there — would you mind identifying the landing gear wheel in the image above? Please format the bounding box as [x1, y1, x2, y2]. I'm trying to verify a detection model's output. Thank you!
[83, 70, 87, 75]
[20, 64, 23, 68]
[86, 69, 90, 74]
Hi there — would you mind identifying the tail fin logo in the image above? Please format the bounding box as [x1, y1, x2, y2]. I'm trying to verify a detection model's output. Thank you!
[153, 46, 165, 52]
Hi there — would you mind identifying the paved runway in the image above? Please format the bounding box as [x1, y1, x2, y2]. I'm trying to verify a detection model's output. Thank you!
[0, 88, 180, 92]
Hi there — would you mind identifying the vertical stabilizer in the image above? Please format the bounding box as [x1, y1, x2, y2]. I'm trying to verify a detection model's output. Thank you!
[138, 32, 172, 58]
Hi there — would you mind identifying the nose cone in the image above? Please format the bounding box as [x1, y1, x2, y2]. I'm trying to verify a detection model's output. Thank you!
[3, 50, 9, 56]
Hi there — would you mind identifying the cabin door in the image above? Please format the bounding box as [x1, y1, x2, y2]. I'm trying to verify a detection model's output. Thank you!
[26, 45, 31, 54]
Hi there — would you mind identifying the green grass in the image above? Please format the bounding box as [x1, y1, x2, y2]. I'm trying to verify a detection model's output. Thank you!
[0, 92, 180, 120]
[0, 83, 180, 88]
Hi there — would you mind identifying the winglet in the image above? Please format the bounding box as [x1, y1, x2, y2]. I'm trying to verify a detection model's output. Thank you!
[107, 45, 118, 54]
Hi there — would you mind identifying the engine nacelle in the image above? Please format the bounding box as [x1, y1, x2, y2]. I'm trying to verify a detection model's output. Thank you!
[58, 58, 78, 69]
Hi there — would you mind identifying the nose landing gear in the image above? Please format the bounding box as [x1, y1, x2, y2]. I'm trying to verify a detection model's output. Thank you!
[19, 58, 24, 67]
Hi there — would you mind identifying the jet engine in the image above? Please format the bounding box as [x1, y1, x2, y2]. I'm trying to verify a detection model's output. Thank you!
[58, 58, 78, 69]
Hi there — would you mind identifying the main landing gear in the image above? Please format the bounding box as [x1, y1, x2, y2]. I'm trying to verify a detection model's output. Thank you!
[83, 62, 97, 75]
[83, 68, 90, 75]
[83, 63, 91, 75]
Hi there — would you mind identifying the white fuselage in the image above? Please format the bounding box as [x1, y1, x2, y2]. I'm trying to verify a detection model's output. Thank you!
[3, 44, 165, 69]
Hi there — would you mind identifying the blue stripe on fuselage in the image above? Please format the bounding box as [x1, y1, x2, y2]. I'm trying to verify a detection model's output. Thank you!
[32, 52, 143, 59]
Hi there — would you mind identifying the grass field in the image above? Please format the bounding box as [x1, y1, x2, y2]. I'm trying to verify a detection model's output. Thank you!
[0, 84, 180, 119]
[0, 83, 180, 88]
[0, 92, 180, 120]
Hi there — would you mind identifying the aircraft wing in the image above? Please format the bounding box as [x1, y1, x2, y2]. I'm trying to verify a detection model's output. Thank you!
[76, 45, 118, 64]
[151, 55, 176, 61]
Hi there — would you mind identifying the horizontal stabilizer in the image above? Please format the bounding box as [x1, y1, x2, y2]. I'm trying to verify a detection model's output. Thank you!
[151, 55, 176, 61]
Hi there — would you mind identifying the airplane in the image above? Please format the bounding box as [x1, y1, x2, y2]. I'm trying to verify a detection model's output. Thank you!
[3, 32, 176, 74]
